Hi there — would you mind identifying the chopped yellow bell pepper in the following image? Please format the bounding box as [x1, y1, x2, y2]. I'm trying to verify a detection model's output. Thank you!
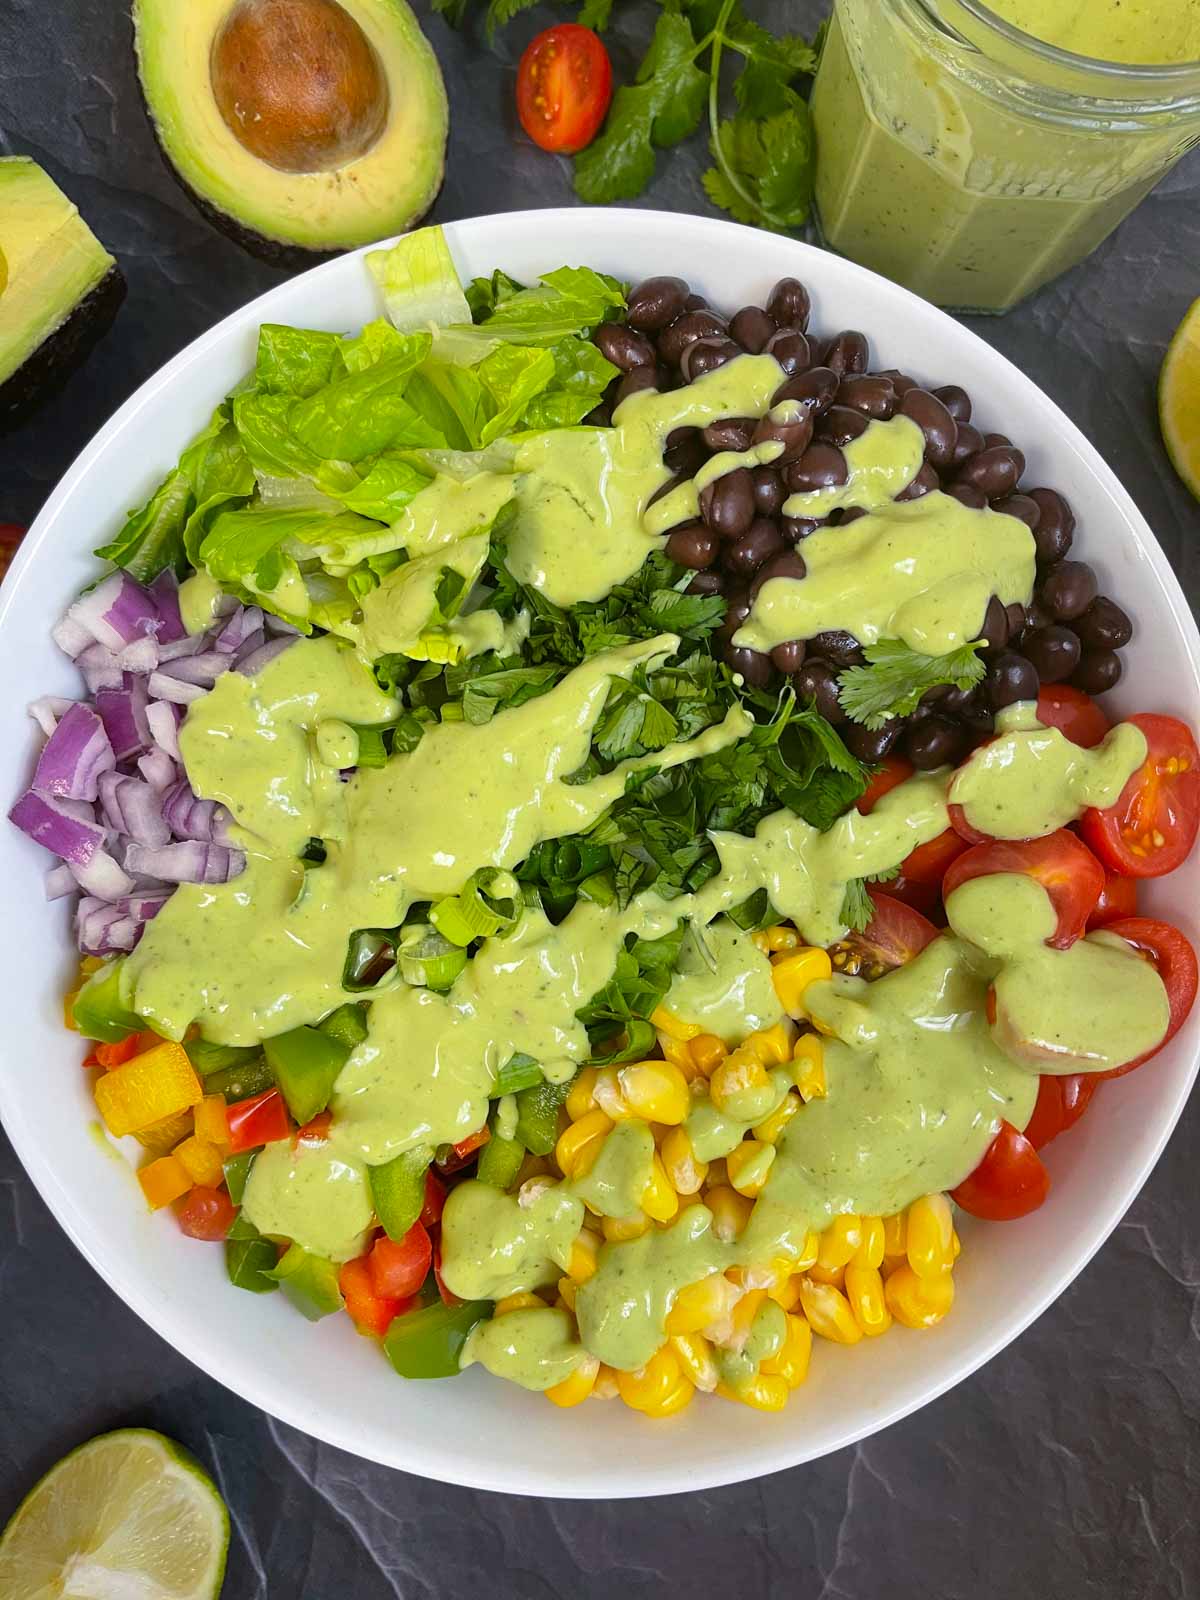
[94, 1042, 202, 1137]
[133, 1109, 194, 1157]
[193, 1094, 230, 1150]
[174, 1134, 225, 1188]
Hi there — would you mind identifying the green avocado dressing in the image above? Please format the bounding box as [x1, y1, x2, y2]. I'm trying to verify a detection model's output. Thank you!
[436, 1181, 583, 1301]
[783, 415, 925, 520]
[241, 1137, 373, 1263]
[460, 1306, 586, 1391]
[665, 919, 785, 1044]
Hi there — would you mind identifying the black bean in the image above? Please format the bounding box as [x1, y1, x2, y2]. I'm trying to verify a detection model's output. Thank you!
[933, 384, 972, 423]
[823, 330, 870, 376]
[699, 467, 756, 540]
[838, 375, 895, 418]
[782, 515, 821, 544]
[1071, 648, 1122, 694]
[582, 403, 611, 427]
[682, 338, 740, 383]
[986, 651, 1040, 708]
[950, 422, 984, 469]
[752, 466, 786, 517]
[1025, 598, 1054, 633]
[772, 366, 839, 414]
[984, 432, 1013, 450]
[771, 639, 807, 674]
[657, 310, 727, 367]
[817, 405, 870, 447]
[1071, 595, 1132, 651]
[895, 463, 940, 501]
[808, 629, 864, 667]
[715, 590, 751, 646]
[899, 388, 957, 469]
[1005, 601, 1027, 638]
[766, 277, 811, 331]
[724, 643, 773, 687]
[615, 365, 660, 406]
[724, 518, 785, 576]
[752, 403, 814, 465]
[663, 427, 707, 478]
[627, 276, 689, 332]
[665, 522, 719, 569]
[955, 444, 1024, 499]
[845, 720, 902, 762]
[1040, 560, 1097, 621]
[702, 416, 756, 454]
[686, 570, 725, 596]
[646, 475, 684, 515]
[793, 660, 845, 722]
[904, 715, 968, 770]
[979, 596, 1010, 649]
[684, 293, 709, 312]
[928, 683, 973, 715]
[947, 482, 987, 510]
[593, 321, 656, 372]
[992, 493, 1040, 529]
[751, 550, 808, 599]
[1028, 488, 1076, 564]
[839, 507, 868, 525]
[1021, 625, 1081, 684]
[876, 368, 918, 397]
[785, 443, 848, 493]
[729, 306, 776, 353]
[764, 329, 812, 378]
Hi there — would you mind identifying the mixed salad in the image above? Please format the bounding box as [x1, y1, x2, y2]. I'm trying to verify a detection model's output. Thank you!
[12, 226, 1200, 1416]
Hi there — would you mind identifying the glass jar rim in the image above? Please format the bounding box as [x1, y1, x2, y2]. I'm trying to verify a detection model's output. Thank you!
[952, 0, 1200, 79]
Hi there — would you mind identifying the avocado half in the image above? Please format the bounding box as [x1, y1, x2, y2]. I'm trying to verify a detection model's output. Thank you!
[0, 159, 125, 431]
[132, 0, 449, 261]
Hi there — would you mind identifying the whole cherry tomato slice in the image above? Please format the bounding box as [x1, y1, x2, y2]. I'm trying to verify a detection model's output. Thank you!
[857, 756, 914, 814]
[1086, 868, 1138, 929]
[1095, 916, 1198, 1078]
[1079, 713, 1200, 878]
[951, 1120, 1050, 1220]
[516, 24, 613, 154]
[1022, 1073, 1097, 1151]
[1036, 684, 1110, 750]
[942, 829, 1105, 949]
[828, 888, 938, 979]
[176, 1185, 238, 1241]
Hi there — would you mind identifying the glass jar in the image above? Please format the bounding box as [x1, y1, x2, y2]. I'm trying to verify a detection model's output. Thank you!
[810, 0, 1200, 313]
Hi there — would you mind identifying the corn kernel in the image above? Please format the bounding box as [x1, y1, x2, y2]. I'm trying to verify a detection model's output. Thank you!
[764, 924, 800, 953]
[602, 1211, 650, 1242]
[666, 1272, 735, 1335]
[727, 1286, 767, 1349]
[885, 1264, 955, 1328]
[555, 1109, 612, 1180]
[882, 1210, 907, 1257]
[688, 1034, 727, 1077]
[566, 1066, 599, 1122]
[726, 1139, 775, 1198]
[133, 1108, 195, 1157]
[174, 1134, 224, 1189]
[494, 1292, 545, 1316]
[807, 1263, 845, 1290]
[818, 1214, 863, 1271]
[709, 1049, 771, 1116]
[617, 1346, 694, 1415]
[650, 1006, 701, 1043]
[761, 1312, 812, 1388]
[591, 1067, 634, 1122]
[568, 1230, 601, 1283]
[771, 947, 833, 1017]
[704, 1157, 728, 1189]
[854, 1216, 885, 1270]
[794, 1229, 820, 1272]
[591, 1365, 620, 1399]
[798, 1277, 863, 1344]
[717, 1373, 790, 1411]
[750, 930, 771, 954]
[620, 1060, 690, 1125]
[670, 1332, 719, 1392]
[791, 1034, 827, 1101]
[952, 1227, 962, 1261]
[545, 1355, 600, 1408]
[753, 1090, 801, 1145]
[557, 1278, 576, 1311]
[750, 1021, 796, 1067]
[907, 1193, 955, 1279]
[94, 1042, 203, 1138]
[706, 1184, 753, 1242]
[661, 1126, 707, 1196]
[845, 1263, 892, 1337]
[137, 1154, 191, 1210]
[658, 1033, 698, 1076]
[193, 1094, 229, 1150]
[767, 1273, 804, 1312]
[640, 1154, 678, 1222]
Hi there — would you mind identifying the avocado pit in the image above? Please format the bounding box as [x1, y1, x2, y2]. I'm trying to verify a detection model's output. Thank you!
[210, 0, 390, 175]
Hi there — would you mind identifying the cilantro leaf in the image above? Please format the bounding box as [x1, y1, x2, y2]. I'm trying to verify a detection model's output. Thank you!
[576, 0, 613, 27]
[839, 878, 874, 934]
[838, 640, 987, 730]
[703, 96, 814, 233]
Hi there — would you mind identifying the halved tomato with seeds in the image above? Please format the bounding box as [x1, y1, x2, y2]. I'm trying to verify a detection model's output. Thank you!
[1080, 714, 1200, 878]
[828, 888, 938, 981]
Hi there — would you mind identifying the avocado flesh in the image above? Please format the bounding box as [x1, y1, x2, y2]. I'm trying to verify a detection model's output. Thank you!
[0, 159, 123, 429]
[133, 0, 448, 258]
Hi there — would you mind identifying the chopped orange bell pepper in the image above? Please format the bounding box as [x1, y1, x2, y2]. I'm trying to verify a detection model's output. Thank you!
[94, 1042, 202, 1137]
[138, 1154, 191, 1210]
[193, 1094, 230, 1150]
[174, 1134, 225, 1188]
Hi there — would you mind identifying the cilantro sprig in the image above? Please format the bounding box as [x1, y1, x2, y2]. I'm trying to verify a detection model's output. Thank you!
[838, 641, 987, 731]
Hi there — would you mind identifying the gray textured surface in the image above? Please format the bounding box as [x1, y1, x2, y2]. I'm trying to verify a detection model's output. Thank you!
[2, 1, 1200, 1593]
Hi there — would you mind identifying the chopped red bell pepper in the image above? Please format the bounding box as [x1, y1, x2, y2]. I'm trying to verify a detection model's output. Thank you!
[368, 1221, 432, 1301]
[176, 1185, 238, 1241]
[338, 1255, 413, 1337]
[433, 1241, 463, 1308]
[435, 1126, 490, 1173]
[225, 1087, 290, 1154]
[94, 1031, 158, 1069]
[421, 1170, 447, 1228]
[295, 1110, 333, 1144]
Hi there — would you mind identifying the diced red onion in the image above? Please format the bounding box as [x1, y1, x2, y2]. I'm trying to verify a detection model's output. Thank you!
[33, 702, 116, 802]
[157, 650, 230, 688]
[237, 638, 294, 677]
[95, 678, 150, 762]
[98, 771, 171, 848]
[10, 790, 106, 864]
[52, 615, 94, 659]
[265, 614, 301, 638]
[45, 863, 77, 900]
[148, 672, 207, 705]
[161, 777, 231, 844]
[214, 605, 264, 654]
[146, 700, 183, 761]
[124, 840, 245, 884]
[77, 643, 124, 695]
[123, 890, 171, 922]
[67, 571, 161, 653]
[149, 570, 186, 642]
[158, 633, 207, 662]
[117, 636, 159, 674]
[137, 748, 177, 791]
[28, 696, 74, 738]
[69, 845, 135, 900]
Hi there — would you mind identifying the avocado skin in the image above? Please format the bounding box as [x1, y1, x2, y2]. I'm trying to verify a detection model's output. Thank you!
[0, 265, 126, 434]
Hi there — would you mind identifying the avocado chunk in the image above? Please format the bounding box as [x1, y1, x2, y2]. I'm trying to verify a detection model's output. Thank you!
[0, 159, 124, 431]
[133, 0, 448, 260]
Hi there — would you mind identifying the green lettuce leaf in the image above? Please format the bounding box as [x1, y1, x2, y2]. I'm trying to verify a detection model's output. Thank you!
[366, 226, 473, 332]
[255, 325, 343, 396]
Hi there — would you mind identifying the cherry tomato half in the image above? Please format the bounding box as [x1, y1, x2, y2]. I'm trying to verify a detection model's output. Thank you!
[1022, 1073, 1097, 1151]
[1086, 868, 1138, 929]
[857, 756, 914, 814]
[942, 829, 1105, 949]
[1095, 916, 1198, 1078]
[176, 1185, 238, 1241]
[1079, 713, 1200, 878]
[951, 1120, 1050, 1220]
[884, 826, 969, 916]
[828, 888, 938, 979]
[1036, 684, 1110, 750]
[516, 24, 613, 155]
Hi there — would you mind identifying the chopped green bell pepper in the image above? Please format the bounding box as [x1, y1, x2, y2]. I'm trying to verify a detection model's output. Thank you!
[267, 1244, 344, 1321]
[369, 1146, 433, 1242]
[72, 959, 144, 1043]
[476, 1101, 525, 1190]
[204, 1054, 273, 1104]
[514, 1077, 573, 1156]
[186, 1038, 262, 1078]
[225, 1214, 278, 1294]
[263, 1024, 351, 1125]
[383, 1299, 492, 1379]
[318, 1002, 369, 1051]
[493, 1052, 543, 1096]
[223, 1149, 257, 1206]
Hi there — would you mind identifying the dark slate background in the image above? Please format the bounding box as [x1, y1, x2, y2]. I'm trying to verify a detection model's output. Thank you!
[2, 1, 1199, 1594]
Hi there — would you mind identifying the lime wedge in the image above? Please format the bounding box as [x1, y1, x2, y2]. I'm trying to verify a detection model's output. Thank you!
[1160, 295, 1200, 500]
[0, 1429, 228, 1600]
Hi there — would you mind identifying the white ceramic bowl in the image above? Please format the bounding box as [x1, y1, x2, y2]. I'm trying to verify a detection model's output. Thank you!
[2, 209, 1198, 1498]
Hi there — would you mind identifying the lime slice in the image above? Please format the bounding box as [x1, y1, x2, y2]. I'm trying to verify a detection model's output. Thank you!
[1160, 295, 1200, 500]
[0, 1429, 229, 1600]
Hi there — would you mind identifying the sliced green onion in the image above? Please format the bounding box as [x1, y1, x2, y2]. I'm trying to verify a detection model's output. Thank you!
[351, 726, 389, 768]
[398, 931, 468, 991]
[430, 868, 522, 947]
[494, 1052, 543, 1096]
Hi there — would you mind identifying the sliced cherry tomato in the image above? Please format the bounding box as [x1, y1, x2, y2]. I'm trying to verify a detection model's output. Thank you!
[0, 523, 26, 584]
[942, 829, 1104, 949]
[436, 1126, 490, 1173]
[1036, 684, 1110, 750]
[884, 826, 970, 916]
[1095, 917, 1198, 1078]
[1022, 1074, 1098, 1151]
[857, 756, 914, 814]
[226, 1087, 291, 1154]
[176, 1185, 238, 1241]
[516, 24, 613, 155]
[421, 1169, 447, 1228]
[339, 1255, 409, 1338]
[1086, 869, 1138, 929]
[828, 888, 938, 979]
[433, 1241, 463, 1308]
[1079, 713, 1200, 878]
[951, 1120, 1050, 1220]
[368, 1220, 432, 1301]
